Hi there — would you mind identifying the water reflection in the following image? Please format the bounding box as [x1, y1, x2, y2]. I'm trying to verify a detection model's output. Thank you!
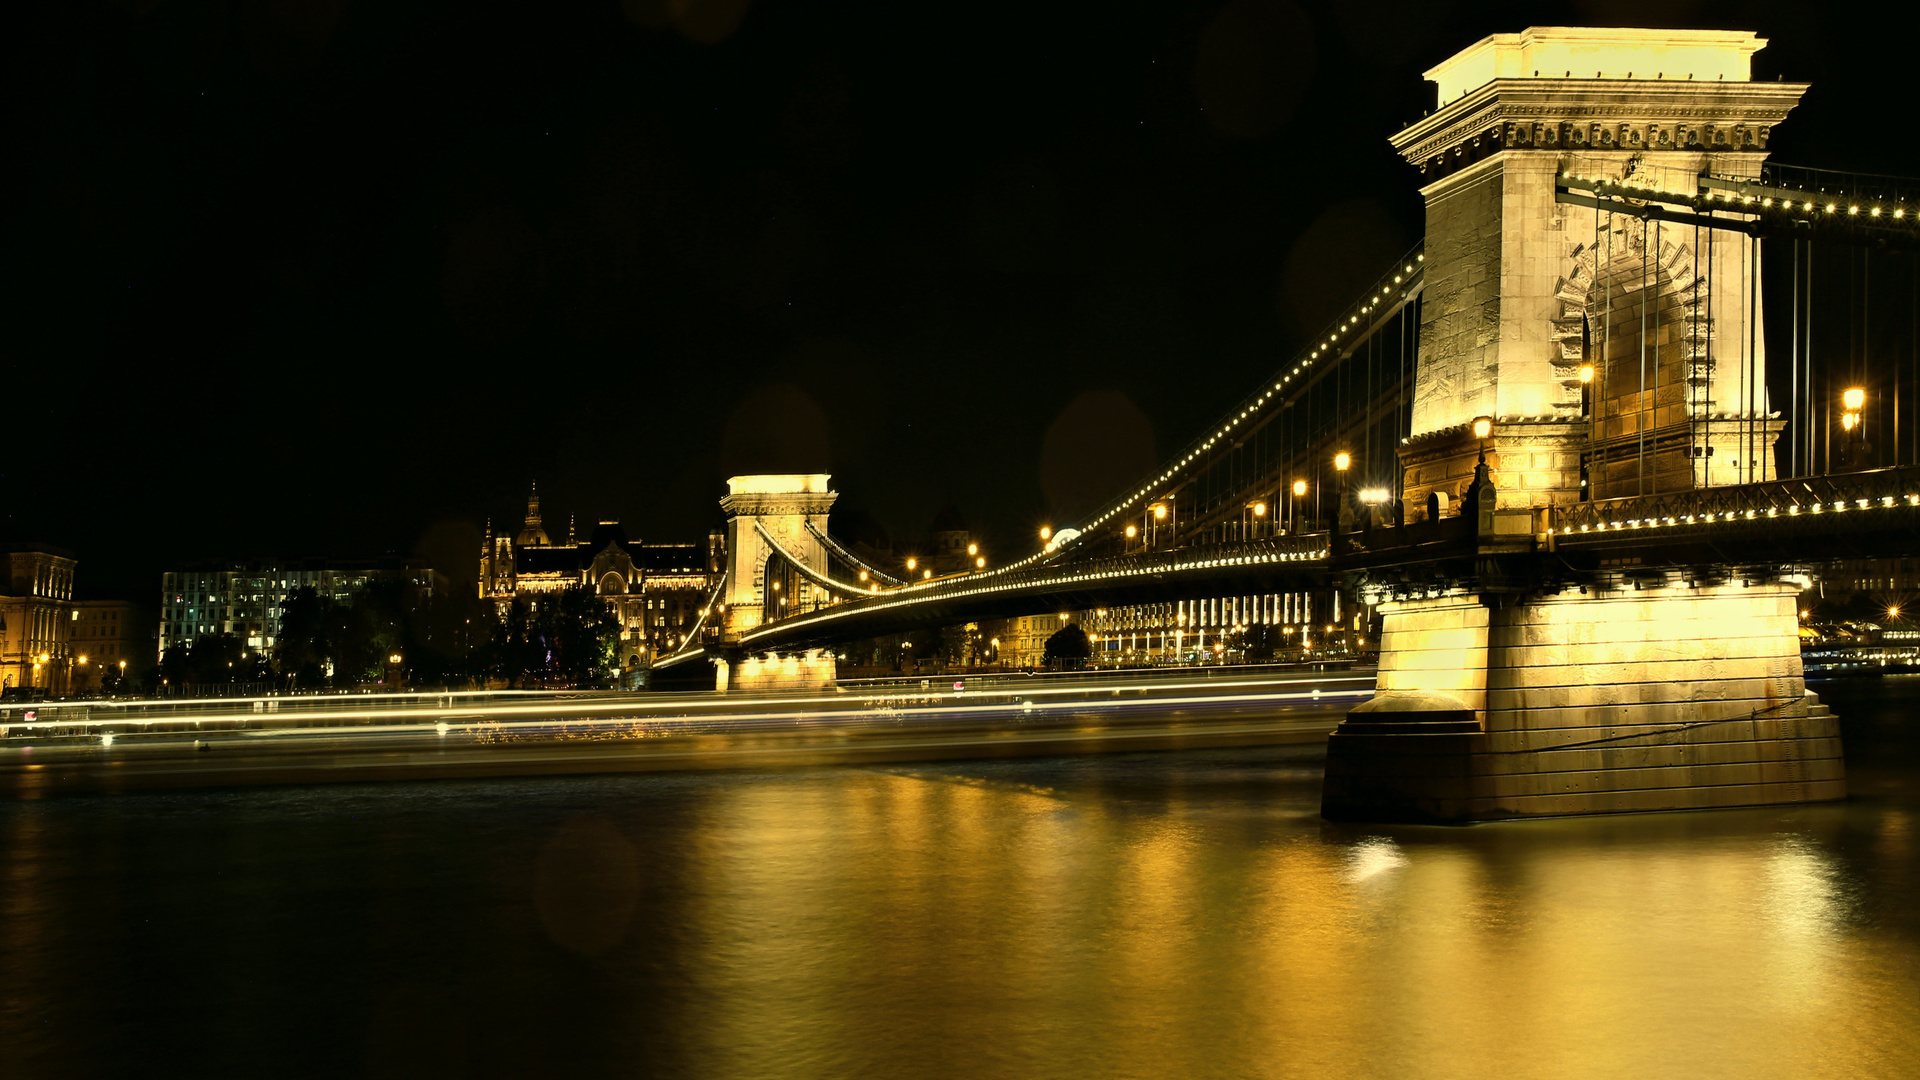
[3, 733, 1918, 1077]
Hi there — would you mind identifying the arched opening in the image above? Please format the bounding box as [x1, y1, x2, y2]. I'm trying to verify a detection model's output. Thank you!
[1580, 231, 1704, 499]
[762, 554, 802, 623]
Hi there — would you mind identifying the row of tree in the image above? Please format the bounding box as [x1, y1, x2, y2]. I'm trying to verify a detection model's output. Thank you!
[159, 584, 626, 691]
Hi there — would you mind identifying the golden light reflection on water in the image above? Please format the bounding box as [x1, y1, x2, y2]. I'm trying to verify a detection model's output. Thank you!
[666, 766, 1918, 1080]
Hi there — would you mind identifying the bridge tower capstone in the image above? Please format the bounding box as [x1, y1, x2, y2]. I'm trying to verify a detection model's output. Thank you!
[713, 474, 839, 692]
[1326, 28, 1843, 822]
[1391, 27, 1804, 510]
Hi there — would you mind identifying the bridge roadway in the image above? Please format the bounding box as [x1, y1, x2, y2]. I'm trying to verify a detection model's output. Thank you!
[0, 668, 1367, 797]
[699, 464, 1920, 657]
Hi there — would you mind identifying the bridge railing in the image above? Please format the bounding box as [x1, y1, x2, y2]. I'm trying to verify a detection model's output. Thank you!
[1550, 465, 1920, 535]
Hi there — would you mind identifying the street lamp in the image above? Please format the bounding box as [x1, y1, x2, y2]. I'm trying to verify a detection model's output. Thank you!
[1841, 387, 1866, 467]
[1472, 415, 1493, 462]
[1579, 363, 1595, 416]
[1290, 479, 1307, 533]
[1333, 452, 1351, 524]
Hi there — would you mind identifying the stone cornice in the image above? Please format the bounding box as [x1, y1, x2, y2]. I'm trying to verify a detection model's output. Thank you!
[1392, 79, 1807, 181]
[720, 492, 838, 518]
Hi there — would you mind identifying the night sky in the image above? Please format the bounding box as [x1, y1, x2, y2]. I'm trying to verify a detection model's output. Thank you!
[13, 1, 1918, 602]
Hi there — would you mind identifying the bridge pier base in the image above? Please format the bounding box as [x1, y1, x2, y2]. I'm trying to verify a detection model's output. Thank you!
[1323, 582, 1845, 822]
[714, 649, 837, 693]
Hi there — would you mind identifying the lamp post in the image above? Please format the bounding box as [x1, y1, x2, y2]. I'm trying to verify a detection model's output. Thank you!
[1333, 452, 1351, 527]
[1842, 386, 1866, 468]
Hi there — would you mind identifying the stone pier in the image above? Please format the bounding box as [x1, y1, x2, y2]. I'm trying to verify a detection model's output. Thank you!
[1323, 579, 1844, 821]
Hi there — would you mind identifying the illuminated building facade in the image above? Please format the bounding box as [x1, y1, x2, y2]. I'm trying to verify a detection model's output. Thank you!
[158, 559, 443, 657]
[985, 612, 1069, 669]
[71, 600, 156, 690]
[0, 547, 78, 695]
[481, 485, 724, 665]
[1080, 592, 1330, 664]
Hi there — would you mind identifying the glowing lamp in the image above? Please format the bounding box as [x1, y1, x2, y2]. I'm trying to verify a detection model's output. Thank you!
[1471, 416, 1494, 440]
[1125, 524, 1138, 538]
[967, 542, 978, 556]
[1842, 413, 1858, 432]
[1039, 526, 1052, 541]
[1292, 480, 1308, 497]
[1151, 505, 1167, 520]
[1334, 452, 1351, 472]
[906, 558, 917, 571]
[1843, 387, 1866, 411]
[1579, 364, 1594, 384]
[1252, 502, 1267, 517]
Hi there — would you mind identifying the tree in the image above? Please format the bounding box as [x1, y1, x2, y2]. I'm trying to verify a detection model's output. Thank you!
[552, 586, 621, 686]
[1232, 623, 1278, 662]
[276, 587, 333, 688]
[1043, 623, 1091, 669]
[477, 588, 619, 688]
[162, 634, 262, 688]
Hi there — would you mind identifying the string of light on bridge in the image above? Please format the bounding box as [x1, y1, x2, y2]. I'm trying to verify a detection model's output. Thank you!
[739, 539, 1330, 648]
[1560, 172, 1917, 225]
[1003, 249, 1427, 568]
[1555, 492, 1920, 535]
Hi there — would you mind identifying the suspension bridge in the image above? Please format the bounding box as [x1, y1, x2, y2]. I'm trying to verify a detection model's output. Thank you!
[660, 27, 1920, 822]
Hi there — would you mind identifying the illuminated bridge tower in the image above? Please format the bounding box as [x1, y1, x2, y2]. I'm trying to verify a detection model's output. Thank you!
[1325, 28, 1844, 821]
[1393, 26, 1801, 506]
[713, 474, 839, 692]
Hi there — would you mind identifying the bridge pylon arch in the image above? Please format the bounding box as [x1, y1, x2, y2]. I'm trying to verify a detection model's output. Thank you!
[714, 474, 839, 691]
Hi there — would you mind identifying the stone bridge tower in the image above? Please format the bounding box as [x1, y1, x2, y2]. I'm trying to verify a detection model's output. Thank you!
[1325, 28, 1844, 822]
[714, 474, 838, 691]
[1391, 27, 1804, 510]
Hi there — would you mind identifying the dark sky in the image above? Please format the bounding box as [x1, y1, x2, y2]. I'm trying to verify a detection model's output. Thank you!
[12, 0, 1917, 601]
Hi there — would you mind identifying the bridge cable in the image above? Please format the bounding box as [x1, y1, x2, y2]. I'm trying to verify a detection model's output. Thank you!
[803, 520, 906, 586]
[755, 521, 885, 600]
[656, 567, 729, 667]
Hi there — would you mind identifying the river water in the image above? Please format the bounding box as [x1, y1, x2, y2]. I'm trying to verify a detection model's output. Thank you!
[3, 679, 1916, 1078]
